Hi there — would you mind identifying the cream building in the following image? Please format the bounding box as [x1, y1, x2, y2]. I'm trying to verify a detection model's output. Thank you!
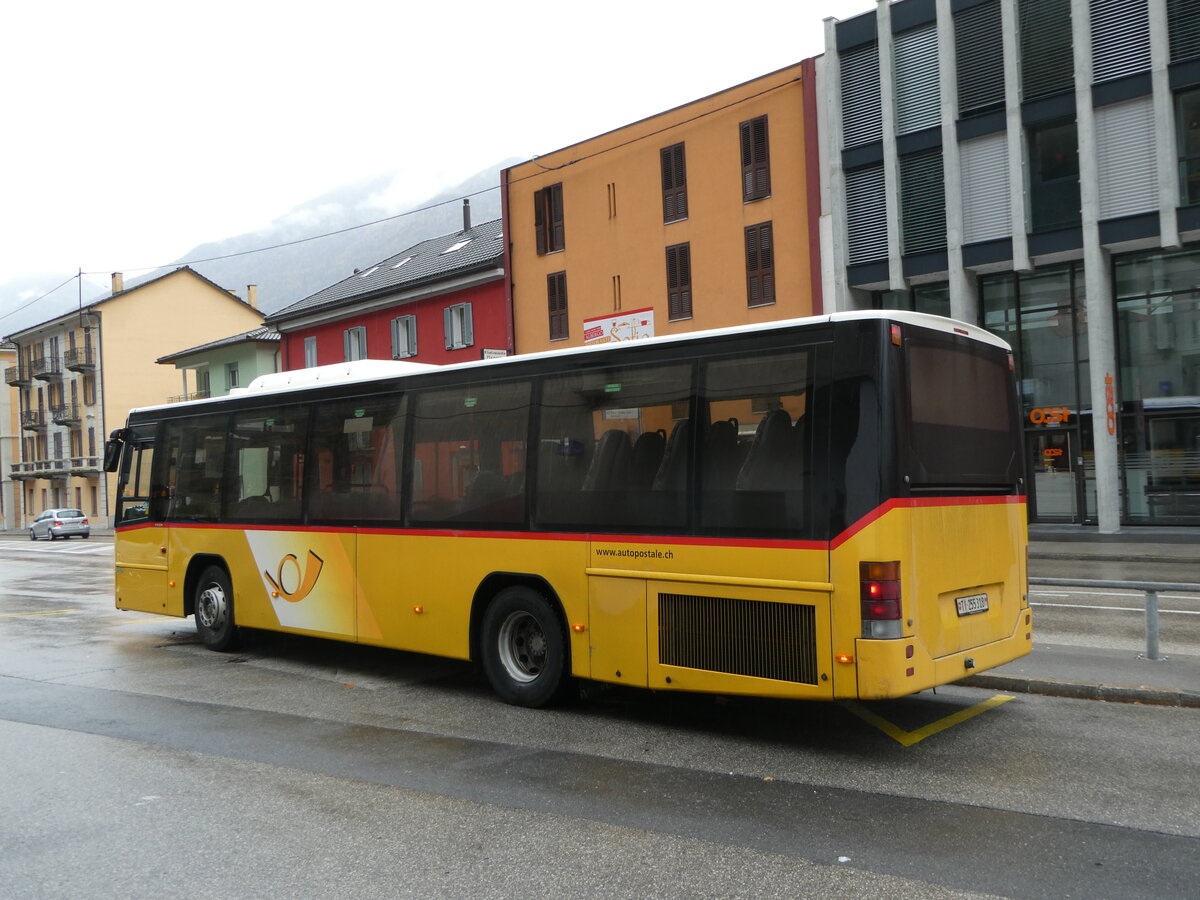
[2, 268, 263, 528]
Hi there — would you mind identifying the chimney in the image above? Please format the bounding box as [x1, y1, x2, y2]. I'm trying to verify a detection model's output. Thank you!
[111, 272, 124, 294]
[462, 198, 471, 232]
[247, 284, 258, 309]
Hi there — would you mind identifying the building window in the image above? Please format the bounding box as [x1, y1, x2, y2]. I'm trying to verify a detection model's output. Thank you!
[444, 303, 474, 350]
[1091, 0, 1150, 83]
[661, 143, 688, 222]
[83, 375, 95, 405]
[1168, 0, 1200, 64]
[304, 336, 318, 367]
[534, 183, 565, 254]
[391, 315, 418, 359]
[226, 361, 240, 389]
[845, 164, 888, 265]
[840, 41, 883, 148]
[343, 326, 368, 361]
[955, 0, 1004, 116]
[1019, 0, 1074, 102]
[744, 223, 775, 307]
[1179, 88, 1200, 205]
[893, 24, 940, 135]
[740, 116, 771, 201]
[548, 272, 569, 341]
[666, 243, 692, 321]
[1028, 120, 1081, 232]
[900, 149, 947, 254]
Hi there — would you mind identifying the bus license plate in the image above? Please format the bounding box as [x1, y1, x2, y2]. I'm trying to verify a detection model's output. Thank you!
[955, 593, 989, 616]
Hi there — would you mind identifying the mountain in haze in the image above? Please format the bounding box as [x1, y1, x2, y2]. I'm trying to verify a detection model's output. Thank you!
[0, 163, 509, 338]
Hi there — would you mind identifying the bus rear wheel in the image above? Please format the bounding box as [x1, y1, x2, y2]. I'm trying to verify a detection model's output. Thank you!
[195, 564, 239, 651]
[480, 587, 569, 708]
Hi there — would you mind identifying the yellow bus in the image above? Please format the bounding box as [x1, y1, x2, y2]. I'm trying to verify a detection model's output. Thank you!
[107, 311, 1030, 707]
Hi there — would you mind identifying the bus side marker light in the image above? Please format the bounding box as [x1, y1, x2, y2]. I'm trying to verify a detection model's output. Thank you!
[572, 623, 586, 633]
[168, 580, 176, 588]
[835, 653, 854, 664]
[270, 591, 279, 598]
[890, 323, 903, 346]
[905, 644, 914, 659]
[413, 605, 424, 614]
[906, 667, 915, 677]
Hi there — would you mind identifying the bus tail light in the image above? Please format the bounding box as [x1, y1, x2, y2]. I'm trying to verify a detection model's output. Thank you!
[860, 561, 903, 639]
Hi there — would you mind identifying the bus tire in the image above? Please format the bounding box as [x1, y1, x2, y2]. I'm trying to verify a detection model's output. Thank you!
[194, 564, 239, 652]
[480, 587, 569, 708]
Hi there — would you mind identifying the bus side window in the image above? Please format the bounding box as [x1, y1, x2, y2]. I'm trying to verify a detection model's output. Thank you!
[163, 415, 229, 522]
[536, 362, 692, 531]
[700, 350, 814, 537]
[409, 381, 529, 527]
[307, 397, 407, 523]
[225, 408, 309, 521]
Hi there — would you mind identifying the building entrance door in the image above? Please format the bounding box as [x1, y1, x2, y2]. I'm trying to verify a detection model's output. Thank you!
[1027, 429, 1084, 522]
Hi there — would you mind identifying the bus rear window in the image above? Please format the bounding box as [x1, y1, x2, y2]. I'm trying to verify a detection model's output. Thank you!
[905, 338, 1018, 484]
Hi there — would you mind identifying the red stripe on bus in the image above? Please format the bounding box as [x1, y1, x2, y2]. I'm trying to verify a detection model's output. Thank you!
[116, 494, 1023, 552]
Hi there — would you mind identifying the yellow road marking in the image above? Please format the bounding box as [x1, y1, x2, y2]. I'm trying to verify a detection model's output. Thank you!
[0, 609, 78, 618]
[842, 694, 1015, 747]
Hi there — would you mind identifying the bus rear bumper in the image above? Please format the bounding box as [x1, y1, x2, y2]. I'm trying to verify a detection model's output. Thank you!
[853, 609, 1033, 700]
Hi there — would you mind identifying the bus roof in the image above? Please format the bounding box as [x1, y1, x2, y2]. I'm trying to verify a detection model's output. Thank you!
[132, 310, 1010, 414]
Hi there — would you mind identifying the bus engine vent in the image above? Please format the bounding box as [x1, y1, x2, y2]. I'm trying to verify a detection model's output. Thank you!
[657, 593, 818, 685]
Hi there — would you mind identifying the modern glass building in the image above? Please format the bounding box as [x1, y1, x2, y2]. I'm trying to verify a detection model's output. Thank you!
[820, 0, 1200, 530]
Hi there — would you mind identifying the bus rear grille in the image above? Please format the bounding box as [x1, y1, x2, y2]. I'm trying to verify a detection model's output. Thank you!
[657, 593, 819, 685]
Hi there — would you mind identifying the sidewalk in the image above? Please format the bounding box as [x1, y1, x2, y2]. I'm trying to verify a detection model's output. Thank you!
[963, 525, 1200, 708]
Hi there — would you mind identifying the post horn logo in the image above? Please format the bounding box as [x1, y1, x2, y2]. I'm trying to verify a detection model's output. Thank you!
[263, 550, 324, 603]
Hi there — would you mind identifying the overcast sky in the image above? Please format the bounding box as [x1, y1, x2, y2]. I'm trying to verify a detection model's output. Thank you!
[0, 0, 875, 288]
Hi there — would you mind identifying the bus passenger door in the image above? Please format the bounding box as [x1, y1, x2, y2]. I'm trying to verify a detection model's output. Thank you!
[114, 429, 173, 614]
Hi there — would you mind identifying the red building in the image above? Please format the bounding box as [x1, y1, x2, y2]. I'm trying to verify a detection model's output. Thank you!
[266, 214, 508, 369]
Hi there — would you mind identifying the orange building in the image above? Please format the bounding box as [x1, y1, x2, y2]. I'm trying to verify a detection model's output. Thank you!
[503, 59, 822, 354]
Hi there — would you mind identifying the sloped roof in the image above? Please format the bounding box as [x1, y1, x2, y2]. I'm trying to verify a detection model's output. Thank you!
[156, 325, 278, 364]
[3, 265, 252, 342]
[265, 217, 504, 327]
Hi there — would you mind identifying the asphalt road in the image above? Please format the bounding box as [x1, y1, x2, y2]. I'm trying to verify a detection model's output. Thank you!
[1, 538, 1197, 898]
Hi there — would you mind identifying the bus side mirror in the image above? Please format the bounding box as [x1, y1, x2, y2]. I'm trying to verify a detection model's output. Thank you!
[103, 438, 123, 472]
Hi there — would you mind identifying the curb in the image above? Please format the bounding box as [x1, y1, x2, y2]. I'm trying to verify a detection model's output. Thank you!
[959, 673, 1200, 708]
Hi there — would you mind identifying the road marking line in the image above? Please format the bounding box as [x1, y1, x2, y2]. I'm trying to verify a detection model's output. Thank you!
[0, 609, 78, 618]
[842, 694, 1015, 747]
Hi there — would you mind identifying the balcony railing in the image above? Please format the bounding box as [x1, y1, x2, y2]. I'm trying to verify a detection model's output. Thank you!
[168, 389, 211, 404]
[4, 364, 31, 387]
[52, 403, 81, 426]
[30, 355, 62, 382]
[10, 458, 69, 479]
[20, 409, 47, 431]
[69, 455, 101, 475]
[64, 347, 95, 372]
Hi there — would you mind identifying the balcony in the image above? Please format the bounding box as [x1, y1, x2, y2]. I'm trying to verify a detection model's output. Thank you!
[31, 355, 62, 382]
[168, 389, 211, 404]
[64, 347, 96, 373]
[4, 364, 31, 387]
[69, 455, 101, 475]
[20, 409, 47, 431]
[52, 403, 81, 426]
[10, 458, 69, 480]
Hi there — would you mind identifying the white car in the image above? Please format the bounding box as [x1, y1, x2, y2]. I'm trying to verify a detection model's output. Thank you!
[29, 508, 90, 541]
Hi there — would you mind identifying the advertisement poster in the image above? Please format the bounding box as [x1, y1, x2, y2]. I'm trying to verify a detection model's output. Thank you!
[582, 307, 655, 345]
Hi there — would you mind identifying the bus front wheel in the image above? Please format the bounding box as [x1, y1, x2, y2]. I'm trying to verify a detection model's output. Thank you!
[480, 587, 569, 708]
[195, 565, 239, 652]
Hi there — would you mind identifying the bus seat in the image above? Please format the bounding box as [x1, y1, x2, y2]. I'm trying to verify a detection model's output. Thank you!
[629, 429, 666, 489]
[582, 429, 632, 492]
[652, 419, 691, 492]
[736, 409, 793, 491]
[704, 418, 740, 490]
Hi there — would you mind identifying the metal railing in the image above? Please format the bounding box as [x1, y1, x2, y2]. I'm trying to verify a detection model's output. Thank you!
[1029, 576, 1199, 661]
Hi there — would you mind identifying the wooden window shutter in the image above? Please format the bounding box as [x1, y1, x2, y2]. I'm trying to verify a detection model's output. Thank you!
[745, 222, 775, 307]
[661, 143, 688, 222]
[534, 188, 547, 254]
[666, 243, 692, 320]
[740, 116, 771, 201]
[548, 272, 568, 340]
